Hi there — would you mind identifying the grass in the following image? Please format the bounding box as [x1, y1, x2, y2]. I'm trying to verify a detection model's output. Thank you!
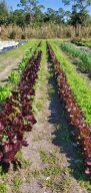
[39, 150, 73, 193]
[40, 150, 56, 165]
[41, 165, 61, 176]
[1, 23, 91, 39]
[16, 150, 31, 169]
[44, 176, 72, 193]
[0, 166, 8, 193]
[12, 173, 23, 192]
[0, 183, 8, 193]
[32, 40, 48, 114]
[31, 170, 40, 177]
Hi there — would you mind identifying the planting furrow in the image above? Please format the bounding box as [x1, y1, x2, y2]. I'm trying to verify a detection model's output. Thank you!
[0, 49, 42, 164]
[48, 43, 91, 176]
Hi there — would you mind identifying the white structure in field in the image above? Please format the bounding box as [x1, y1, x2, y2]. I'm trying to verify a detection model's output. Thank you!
[0, 41, 19, 53]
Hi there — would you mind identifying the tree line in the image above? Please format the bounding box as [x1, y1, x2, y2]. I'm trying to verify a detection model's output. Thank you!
[0, 0, 91, 36]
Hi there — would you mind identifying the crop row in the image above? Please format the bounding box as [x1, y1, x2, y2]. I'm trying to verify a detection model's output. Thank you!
[0, 48, 42, 163]
[51, 41, 91, 126]
[71, 39, 91, 48]
[60, 42, 91, 73]
[0, 41, 40, 103]
[48, 42, 91, 175]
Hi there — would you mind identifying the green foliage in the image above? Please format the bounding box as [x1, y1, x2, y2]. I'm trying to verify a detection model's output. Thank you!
[32, 40, 47, 114]
[61, 42, 91, 72]
[0, 183, 8, 193]
[72, 38, 91, 48]
[9, 71, 20, 84]
[62, 0, 91, 36]
[8, 30, 16, 39]
[31, 170, 40, 177]
[0, 85, 12, 102]
[40, 150, 56, 165]
[18, 41, 39, 71]
[0, 0, 91, 36]
[0, 166, 8, 193]
[79, 8, 90, 26]
[0, 0, 8, 25]
[13, 173, 22, 192]
[62, 0, 91, 9]
[42, 165, 61, 176]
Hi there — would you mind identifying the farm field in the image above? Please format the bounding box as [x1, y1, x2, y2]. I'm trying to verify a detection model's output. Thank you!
[0, 39, 91, 193]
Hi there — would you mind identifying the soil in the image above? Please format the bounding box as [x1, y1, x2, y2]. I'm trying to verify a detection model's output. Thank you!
[74, 65, 91, 87]
[65, 49, 91, 88]
[78, 46, 91, 53]
[0, 56, 23, 85]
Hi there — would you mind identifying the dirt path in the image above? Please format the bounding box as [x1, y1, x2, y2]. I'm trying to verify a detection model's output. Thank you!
[74, 65, 91, 87]
[64, 51, 91, 88]
[5, 61, 90, 193]
[0, 41, 32, 85]
[78, 46, 91, 53]
[0, 56, 23, 85]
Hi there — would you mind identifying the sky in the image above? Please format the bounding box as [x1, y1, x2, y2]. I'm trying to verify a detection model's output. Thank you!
[6, 0, 65, 10]
[6, 0, 91, 14]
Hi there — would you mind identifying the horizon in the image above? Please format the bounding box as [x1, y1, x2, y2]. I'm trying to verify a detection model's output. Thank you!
[6, 0, 91, 15]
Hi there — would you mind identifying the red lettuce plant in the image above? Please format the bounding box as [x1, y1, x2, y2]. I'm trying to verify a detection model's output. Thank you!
[0, 51, 42, 163]
[48, 43, 91, 176]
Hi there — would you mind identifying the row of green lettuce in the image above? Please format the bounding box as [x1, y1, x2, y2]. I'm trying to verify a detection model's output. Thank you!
[0, 40, 40, 103]
[49, 40, 91, 126]
[60, 42, 91, 73]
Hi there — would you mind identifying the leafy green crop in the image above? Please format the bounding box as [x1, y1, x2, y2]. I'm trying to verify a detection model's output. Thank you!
[50, 40, 91, 126]
[60, 42, 91, 73]
[0, 85, 12, 102]
[72, 39, 91, 48]
[0, 41, 40, 103]
[8, 71, 20, 85]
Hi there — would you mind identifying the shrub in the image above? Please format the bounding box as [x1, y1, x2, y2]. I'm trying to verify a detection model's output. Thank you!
[8, 30, 16, 39]
[21, 33, 26, 39]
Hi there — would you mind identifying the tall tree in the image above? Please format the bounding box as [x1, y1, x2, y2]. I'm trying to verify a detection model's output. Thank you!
[58, 8, 65, 22]
[62, 0, 91, 35]
[18, 0, 44, 24]
[62, 0, 91, 9]
[0, 0, 8, 25]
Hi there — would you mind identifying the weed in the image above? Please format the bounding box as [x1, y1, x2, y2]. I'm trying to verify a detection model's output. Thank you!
[41, 165, 61, 177]
[12, 173, 22, 192]
[0, 182, 8, 193]
[40, 150, 56, 165]
[31, 170, 40, 177]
